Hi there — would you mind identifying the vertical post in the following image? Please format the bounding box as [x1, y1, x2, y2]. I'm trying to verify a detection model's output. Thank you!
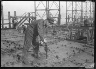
[66, 1, 67, 25]
[14, 11, 16, 27]
[46, 1, 48, 19]
[34, 1, 36, 20]
[93, 2, 95, 21]
[72, 1, 73, 21]
[86, 1, 87, 17]
[1, 2, 4, 29]
[75, 2, 77, 19]
[48, 1, 49, 17]
[90, 2, 91, 23]
[68, 15, 70, 23]
[14, 11, 16, 17]
[8, 11, 11, 28]
[46, 1, 49, 35]
[74, 15, 76, 22]
[58, 1, 61, 25]
[81, 2, 83, 21]
[28, 13, 30, 23]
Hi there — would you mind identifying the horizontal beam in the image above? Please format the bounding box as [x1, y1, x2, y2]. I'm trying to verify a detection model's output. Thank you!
[67, 10, 82, 11]
[1, 28, 15, 30]
[36, 9, 59, 11]
[66, 17, 85, 19]
[1, 23, 13, 25]
[9, 16, 36, 18]
[49, 9, 59, 10]
[36, 9, 46, 11]
[1, 19, 8, 20]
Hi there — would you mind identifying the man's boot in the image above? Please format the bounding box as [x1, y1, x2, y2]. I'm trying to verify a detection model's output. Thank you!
[22, 54, 31, 66]
[22, 47, 30, 66]
[32, 46, 39, 58]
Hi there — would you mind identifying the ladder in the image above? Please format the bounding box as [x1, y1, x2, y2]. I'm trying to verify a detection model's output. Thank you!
[16, 12, 36, 29]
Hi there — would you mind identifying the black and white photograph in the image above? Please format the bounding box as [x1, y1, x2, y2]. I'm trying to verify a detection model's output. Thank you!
[1, 1, 95, 67]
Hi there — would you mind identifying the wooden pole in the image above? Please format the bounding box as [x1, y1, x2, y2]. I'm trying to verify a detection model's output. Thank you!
[34, 1, 36, 20]
[14, 11, 16, 28]
[46, 1, 48, 19]
[1, 2, 4, 29]
[58, 1, 61, 25]
[48, 1, 49, 18]
[8, 11, 11, 28]
[86, 2, 87, 17]
[72, 1, 73, 21]
[81, 2, 83, 21]
[14, 11, 16, 17]
[75, 2, 77, 19]
[28, 13, 30, 23]
[66, 1, 67, 24]
[90, 2, 91, 23]
[68, 15, 69, 23]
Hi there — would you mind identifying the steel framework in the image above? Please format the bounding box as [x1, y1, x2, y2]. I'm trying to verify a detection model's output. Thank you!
[66, 1, 94, 24]
[1, 2, 4, 29]
[1, 1, 94, 29]
[34, 1, 61, 25]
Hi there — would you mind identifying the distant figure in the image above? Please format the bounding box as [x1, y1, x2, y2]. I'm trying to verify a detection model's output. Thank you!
[84, 19, 88, 26]
[12, 18, 18, 29]
[22, 25, 26, 33]
[19, 17, 54, 65]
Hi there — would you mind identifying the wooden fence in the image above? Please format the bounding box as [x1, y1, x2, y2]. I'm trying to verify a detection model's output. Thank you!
[1, 11, 36, 30]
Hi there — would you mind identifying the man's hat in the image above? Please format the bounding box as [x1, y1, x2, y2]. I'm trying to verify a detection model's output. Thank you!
[47, 16, 54, 24]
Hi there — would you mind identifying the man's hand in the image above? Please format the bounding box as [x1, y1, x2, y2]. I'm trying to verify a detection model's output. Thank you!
[40, 41, 44, 45]
[40, 38, 47, 46]
[40, 38, 48, 59]
[44, 38, 47, 43]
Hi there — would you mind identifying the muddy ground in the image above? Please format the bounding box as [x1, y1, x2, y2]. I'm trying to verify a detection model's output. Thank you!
[1, 29, 94, 67]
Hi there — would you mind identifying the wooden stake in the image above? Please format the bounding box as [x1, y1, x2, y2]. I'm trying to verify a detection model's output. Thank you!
[8, 11, 11, 28]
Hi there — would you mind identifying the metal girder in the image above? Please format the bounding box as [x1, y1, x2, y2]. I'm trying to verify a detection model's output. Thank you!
[66, 1, 94, 24]
[34, 1, 61, 25]
[1, 1, 4, 29]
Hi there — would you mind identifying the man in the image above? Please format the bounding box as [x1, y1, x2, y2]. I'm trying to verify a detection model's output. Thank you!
[84, 19, 88, 26]
[12, 18, 18, 29]
[21, 17, 54, 65]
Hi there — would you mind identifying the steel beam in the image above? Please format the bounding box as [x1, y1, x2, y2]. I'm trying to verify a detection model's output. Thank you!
[35, 1, 61, 25]
[1, 2, 4, 29]
[8, 11, 11, 28]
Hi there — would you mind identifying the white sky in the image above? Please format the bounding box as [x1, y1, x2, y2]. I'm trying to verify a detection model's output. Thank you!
[2, 1, 68, 25]
[2, 1, 67, 18]
[2, 1, 35, 18]
[2, 1, 94, 25]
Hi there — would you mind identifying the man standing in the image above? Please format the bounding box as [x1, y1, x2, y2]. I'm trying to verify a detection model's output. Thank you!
[12, 18, 18, 29]
[21, 17, 54, 65]
[84, 19, 88, 26]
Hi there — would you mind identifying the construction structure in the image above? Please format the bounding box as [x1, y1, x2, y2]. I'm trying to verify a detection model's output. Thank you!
[1, 1, 94, 29]
[66, 1, 94, 24]
[1, 11, 36, 29]
[34, 1, 61, 25]
[1, 1, 95, 67]
[1, 2, 4, 29]
[1, 1, 95, 44]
